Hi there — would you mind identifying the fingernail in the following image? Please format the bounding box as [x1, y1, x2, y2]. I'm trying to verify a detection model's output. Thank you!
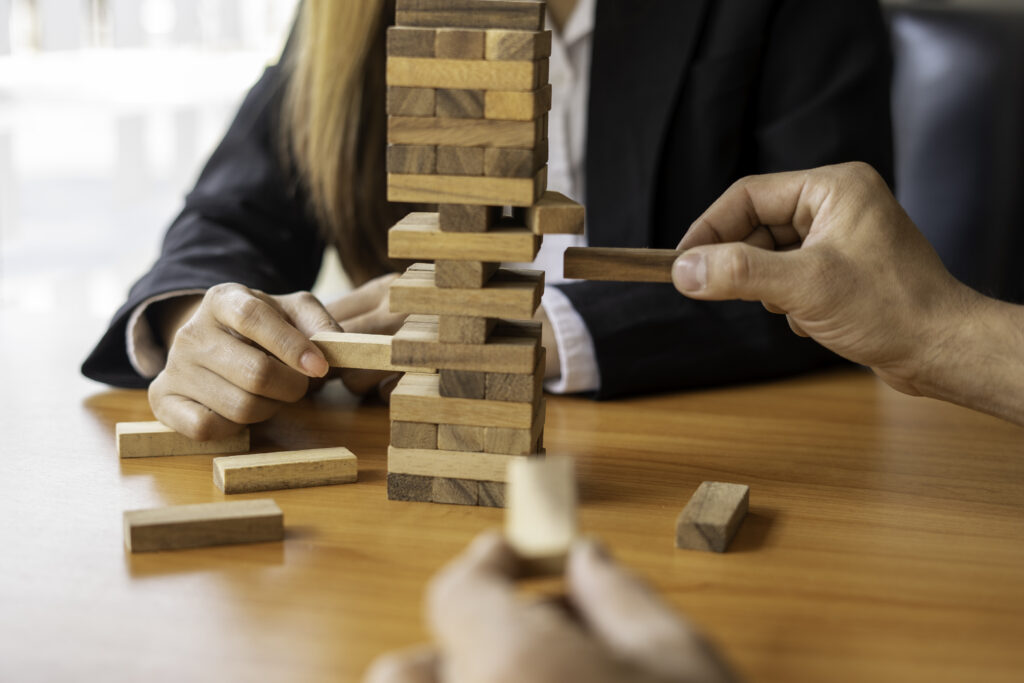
[674, 253, 707, 292]
[300, 349, 328, 377]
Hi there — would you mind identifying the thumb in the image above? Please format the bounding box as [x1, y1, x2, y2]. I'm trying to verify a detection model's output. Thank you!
[672, 243, 802, 311]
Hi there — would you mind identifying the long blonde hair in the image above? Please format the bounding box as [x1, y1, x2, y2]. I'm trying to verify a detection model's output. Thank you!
[281, 0, 399, 286]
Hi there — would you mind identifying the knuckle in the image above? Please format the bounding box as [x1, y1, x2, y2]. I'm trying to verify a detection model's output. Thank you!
[223, 392, 261, 424]
[241, 354, 275, 393]
[721, 247, 752, 285]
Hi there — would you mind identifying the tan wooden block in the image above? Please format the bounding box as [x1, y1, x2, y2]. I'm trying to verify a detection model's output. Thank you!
[485, 84, 552, 121]
[391, 373, 535, 428]
[484, 398, 545, 455]
[310, 331, 433, 372]
[676, 482, 750, 553]
[387, 144, 436, 175]
[389, 168, 546, 207]
[439, 369, 487, 399]
[387, 86, 436, 117]
[393, 317, 540, 373]
[388, 213, 540, 261]
[116, 421, 249, 459]
[563, 247, 680, 283]
[438, 315, 497, 343]
[486, 346, 545, 402]
[388, 116, 543, 149]
[478, 481, 506, 508]
[387, 472, 434, 502]
[391, 420, 438, 449]
[387, 26, 436, 58]
[484, 142, 547, 178]
[395, 0, 546, 31]
[434, 28, 484, 60]
[387, 57, 546, 92]
[390, 270, 544, 331]
[439, 204, 499, 233]
[506, 455, 577, 574]
[388, 445, 528, 482]
[213, 447, 357, 494]
[526, 190, 585, 235]
[123, 499, 283, 553]
[436, 145, 485, 175]
[435, 261, 500, 289]
[485, 29, 552, 61]
[431, 477, 479, 505]
[437, 423, 485, 451]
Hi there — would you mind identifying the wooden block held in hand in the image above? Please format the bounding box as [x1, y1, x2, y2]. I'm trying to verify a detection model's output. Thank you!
[389, 214, 541, 261]
[526, 191, 585, 234]
[675, 482, 750, 553]
[387, 472, 434, 502]
[485, 29, 552, 61]
[388, 445, 528, 481]
[391, 420, 438, 449]
[388, 144, 436, 175]
[563, 247, 680, 283]
[213, 447, 357, 494]
[434, 28, 484, 60]
[438, 315, 497, 342]
[388, 86, 436, 117]
[506, 455, 577, 574]
[391, 373, 535, 428]
[116, 421, 249, 459]
[388, 57, 547, 92]
[436, 145, 485, 175]
[485, 85, 552, 121]
[396, 0, 546, 31]
[439, 204, 499, 233]
[124, 500, 283, 552]
[437, 423, 485, 451]
[310, 331, 433, 373]
[387, 26, 436, 57]
[439, 369, 487, 399]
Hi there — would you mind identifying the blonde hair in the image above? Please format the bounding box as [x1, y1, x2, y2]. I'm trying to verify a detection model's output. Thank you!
[281, 0, 399, 285]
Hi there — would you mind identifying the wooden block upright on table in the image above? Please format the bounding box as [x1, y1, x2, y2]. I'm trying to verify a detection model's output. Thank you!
[485, 29, 552, 61]
[310, 331, 433, 373]
[387, 86, 436, 117]
[392, 316, 541, 373]
[435, 261, 500, 288]
[387, 57, 547, 92]
[116, 421, 249, 459]
[525, 190, 585, 234]
[123, 500, 283, 553]
[389, 215, 540, 263]
[563, 247, 680, 283]
[391, 420, 438, 449]
[485, 85, 551, 121]
[506, 456, 577, 574]
[395, 0, 546, 31]
[213, 447, 358, 494]
[387, 26, 437, 58]
[439, 203, 499, 232]
[391, 373, 535, 428]
[388, 116, 544, 148]
[388, 168, 546, 207]
[388, 445, 527, 482]
[387, 144, 436, 174]
[675, 481, 750, 553]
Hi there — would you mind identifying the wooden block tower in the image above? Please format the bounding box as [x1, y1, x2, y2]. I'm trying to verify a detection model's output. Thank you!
[382, 0, 584, 507]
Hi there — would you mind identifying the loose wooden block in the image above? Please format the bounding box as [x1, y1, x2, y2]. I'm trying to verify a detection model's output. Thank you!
[439, 204, 499, 233]
[310, 331, 433, 373]
[435, 261, 500, 289]
[434, 28, 484, 60]
[395, 0, 546, 31]
[438, 315, 497, 342]
[437, 423, 485, 451]
[391, 373, 535, 428]
[526, 191, 585, 235]
[387, 26, 436, 58]
[432, 477, 479, 505]
[387, 57, 547, 92]
[563, 247, 680, 283]
[387, 472, 434, 502]
[213, 447, 357, 494]
[478, 481, 506, 508]
[389, 168, 546, 207]
[391, 420, 438, 449]
[486, 347, 546, 402]
[485, 29, 552, 61]
[387, 86, 436, 117]
[506, 456, 577, 574]
[116, 421, 249, 459]
[388, 445, 528, 482]
[435, 89, 485, 119]
[484, 398, 545, 455]
[388, 213, 540, 261]
[675, 482, 750, 553]
[436, 145, 485, 175]
[388, 116, 543, 149]
[439, 369, 487, 399]
[485, 84, 552, 121]
[387, 144, 436, 175]
[484, 142, 547, 178]
[123, 499, 283, 553]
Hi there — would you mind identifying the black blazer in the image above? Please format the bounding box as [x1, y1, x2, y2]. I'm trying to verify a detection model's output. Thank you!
[83, 0, 894, 397]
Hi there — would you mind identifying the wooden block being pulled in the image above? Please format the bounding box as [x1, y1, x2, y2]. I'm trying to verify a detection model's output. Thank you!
[387, 86, 436, 117]
[389, 168, 546, 207]
[439, 204, 499, 233]
[506, 455, 576, 574]
[563, 247, 680, 283]
[486, 347, 545, 402]
[485, 85, 552, 121]
[526, 191, 585, 234]
[391, 420, 438, 449]
[675, 482, 750, 553]
[395, 0, 546, 31]
[392, 315, 541, 373]
[438, 315, 497, 342]
[388, 57, 547, 92]
[213, 448, 357, 494]
[485, 143, 547, 178]
[388, 116, 544, 149]
[387, 472, 434, 502]
[485, 29, 552, 61]
[388, 144, 436, 175]
[389, 214, 540, 262]
[123, 499, 283, 553]
[484, 397, 544, 455]
[391, 373, 534, 428]
[436, 145, 485, 175]
[387, 26, 436, 58]
[439, 369, 487, 399]
[310, 332, 433, 373]
[435, 261, 500, 289]
[388, 444, 528, 481]
[116, 421, 249, 459]
[437, 423, 485, 451]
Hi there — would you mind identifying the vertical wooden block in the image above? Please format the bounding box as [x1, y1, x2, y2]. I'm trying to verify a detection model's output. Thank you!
[388, 86, 436, 117]
[434, 28, 484, 60]
[436, 146, 485, 175]
[506, 456, 577, 574]
[432, 477, 479, 505]
[437, 424, 485, 452]
[387, 472, 434, 502]
[675, 482, 750, 553]
[388, 144, 437, 175]
[478, 481, 506, 508]
[438, 316, 497, 343]
[439, 203, 500, 232]
[435, 89, 485, 119]
[123, 500, 283, 553]
[435, 260, 500, 288]
[116, 421, 249, 458]
[391, 420, 438, 449]
[387, 26, 437, 57]
[213, 447, 358, 494]
[439, 369, 487, 399]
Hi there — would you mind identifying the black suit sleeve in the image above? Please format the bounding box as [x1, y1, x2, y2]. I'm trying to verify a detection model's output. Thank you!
[558, 0, 893, 399]
[82, 64, 325, 388]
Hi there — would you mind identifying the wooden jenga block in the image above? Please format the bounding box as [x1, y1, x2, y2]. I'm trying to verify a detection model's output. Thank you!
[391, 373, 534, 428]
[485, 85, 552, 121]
[526, 190, 585, 234]
[395, 0, 546, 31]
[484, 398, 545, 455]
[438, 315, 497, 342]
[387, 57, 547, 92]
[387, 86, 436, 117]
[387, 472, 434, 502]
[387, 26, 436, 58]
[485, 29, 552, 61]
[434, 28, 484, 60]
[484, 143, 547, 178]
[506, 456, 577, 574]
[388, 445, 528, 481]
[392, 316, 541, 373]
[439, 369, 487, 399]
[391, 420, 438, 449]
[432, 477, 479, 505]
[435, 89, 485, 119]
[310, 331, 433, 372]
[478, 481, 507, 508]
[388, 116, 544, 149]
[437, 423, 485, 451]
[213, 448, 357, 494]
[116, 421, 249, 459]
[389, 214, 540, 261]
[675, 482, 750, 553]
[439, 203, 499, 232]
[123, 500, 283, 553]
[436, 145, 485, 175]
[486, 347, 546, 402]
[389, 169, 545, 207]
[388, 144, 436, 175]
[563, 247, 680, 283]
[435, 261, 500, 288]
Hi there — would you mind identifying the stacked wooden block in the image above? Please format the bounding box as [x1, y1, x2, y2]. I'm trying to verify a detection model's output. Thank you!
[383, 0, 583, 507]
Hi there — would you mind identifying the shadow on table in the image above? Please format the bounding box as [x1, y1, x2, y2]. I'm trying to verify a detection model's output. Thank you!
[727, 509, 776, 553]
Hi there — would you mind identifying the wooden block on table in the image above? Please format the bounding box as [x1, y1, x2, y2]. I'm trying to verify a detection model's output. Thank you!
[213, 447, 357, 494]
[435, 261, 499, 289]
[434, 28, 484, 60]
[116, 421, 249, 459]
[436, 145, 485, 175]
[387, 26, 436, 58]
[478, 481, 506, 508]
[387, 144, 436, 175]
[526, 190, 585, 234]
[486, 346, 545, 402]
[395, 0, 546, 31]
[506, 455, 577, 574]
[387, 57, 547, 92]
[310, 331, 433, 372]
[392, 313, 542, 372]
[388, 444, 528, 481]
[439, 203, 499, 233]
[123, 499, 283, 553]
[389, 168, 546, 207]
[437, 423, 485, 451]
[388, 116, 543, 149]
[484, 398, 545, 455]
[387, 86, 436, 117]
[391, 373, 535, 428]
[438, 315, 497, 342]
[675, 481, 750, 553]
[389, 213, 540, 261]
[391, 420, 438, 449]
[432, 477, 479, 505]
[563, 247, 680, 283]
[485, 85, 552, 121]
[484, 142, 547, 178]
[485, 29, 552, 61]
[435, 89, 485, 119]
[387, 472, 434, 502]
[439, 369, 487, 399]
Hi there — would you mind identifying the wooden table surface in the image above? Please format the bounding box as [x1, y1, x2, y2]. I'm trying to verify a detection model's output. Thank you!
[2, 308, 1023, 683]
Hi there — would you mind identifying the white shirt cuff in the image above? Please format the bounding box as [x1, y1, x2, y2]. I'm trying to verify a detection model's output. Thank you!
[542, 286, 600, 394]
[126, 289, 206, 379]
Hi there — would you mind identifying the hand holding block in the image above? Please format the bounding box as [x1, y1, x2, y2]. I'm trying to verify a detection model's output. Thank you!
[116, 421, 248, 458]
[675, 482, 749, 553]
[124, 500, 283, 552]
[563, 247, 681, 283]
[506, 456, 577, 575]
[309, 331, 434, 373]
[213, 447, 358, 494]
